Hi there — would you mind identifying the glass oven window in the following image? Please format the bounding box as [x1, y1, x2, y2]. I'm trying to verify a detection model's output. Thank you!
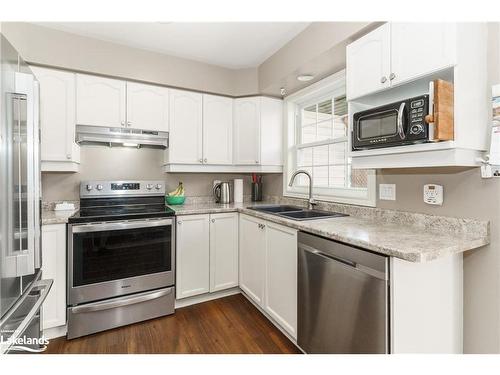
[359, 111, 398, 139]
[72, 225, 172, 287]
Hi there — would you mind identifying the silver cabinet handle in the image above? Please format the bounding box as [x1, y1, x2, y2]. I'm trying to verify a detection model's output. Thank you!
[121, 121, 125, 126]
[177, 221, 182, 225]
[255, 160, 259, 164]
[380, 76, 387, 83]
[204, 158, 207, 163]
[389, 73, 396, 81]
[211, 219, 215, 223]
[199, 159, 203, 163]
[127, 121, 132, 127]
[66, 154, 71, 159]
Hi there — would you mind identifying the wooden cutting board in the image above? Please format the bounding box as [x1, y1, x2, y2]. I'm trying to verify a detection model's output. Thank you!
[425, 79, 454, 141]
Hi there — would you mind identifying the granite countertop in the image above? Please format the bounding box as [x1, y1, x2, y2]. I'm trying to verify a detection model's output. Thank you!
[169, 201, 490, 263]
[42, 208, 78, 225]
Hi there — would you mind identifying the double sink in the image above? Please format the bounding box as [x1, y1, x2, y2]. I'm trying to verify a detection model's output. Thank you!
[247, 205, 348, 221]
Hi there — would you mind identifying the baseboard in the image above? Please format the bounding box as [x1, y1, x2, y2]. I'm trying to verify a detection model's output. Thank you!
[44, 325, 67, 340]
[175, 287, 241, 309]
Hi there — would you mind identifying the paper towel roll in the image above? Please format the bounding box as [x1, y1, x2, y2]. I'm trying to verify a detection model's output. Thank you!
[233, 179, 243, 203]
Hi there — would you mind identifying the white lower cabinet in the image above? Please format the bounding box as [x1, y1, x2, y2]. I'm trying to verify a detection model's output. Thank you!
[176, 213, 239, 299]
[239, 214, 298, 339]
[41, 224, 66, 330]
[239, 214, 266, 305]
[264, 222, 298, 338]
[176, 214, 210, 299]
[210, 213, 239, 292]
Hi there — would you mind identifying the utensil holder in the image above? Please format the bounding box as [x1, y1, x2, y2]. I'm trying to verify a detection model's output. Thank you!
[251, 182, 263, 202]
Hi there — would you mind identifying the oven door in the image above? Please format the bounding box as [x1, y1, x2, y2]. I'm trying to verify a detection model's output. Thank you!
[352, 101, 408, 150]
[68, 218, 175, 305]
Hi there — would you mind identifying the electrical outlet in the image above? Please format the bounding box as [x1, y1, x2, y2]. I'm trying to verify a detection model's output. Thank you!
[379, 184, 396, 201]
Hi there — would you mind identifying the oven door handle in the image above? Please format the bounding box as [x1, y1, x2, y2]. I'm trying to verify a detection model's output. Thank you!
[71, 287, 173, 314]
[397, 102, 406, 139]
[71, 218, 173, 233]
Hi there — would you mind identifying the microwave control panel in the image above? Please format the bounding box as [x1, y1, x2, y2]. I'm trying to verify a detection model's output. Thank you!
[409, 98, 426, 135]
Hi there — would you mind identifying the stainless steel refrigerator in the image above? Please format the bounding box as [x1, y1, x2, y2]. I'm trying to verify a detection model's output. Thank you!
[0, 33, 52, 354]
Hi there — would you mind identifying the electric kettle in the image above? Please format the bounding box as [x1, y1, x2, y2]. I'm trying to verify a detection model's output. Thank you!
[213, 181, 232, 204]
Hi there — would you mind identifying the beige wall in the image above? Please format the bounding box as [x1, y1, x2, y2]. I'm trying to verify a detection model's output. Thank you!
[1, 22, 258, 97]
[258, 22, 377, 96]
[41, 146, 282, 202]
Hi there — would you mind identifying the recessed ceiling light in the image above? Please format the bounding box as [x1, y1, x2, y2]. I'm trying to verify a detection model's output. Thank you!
[297, 74, 315, 82]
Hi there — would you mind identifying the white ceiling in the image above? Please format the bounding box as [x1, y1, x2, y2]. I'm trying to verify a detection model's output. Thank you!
[35, 22, 310, 69]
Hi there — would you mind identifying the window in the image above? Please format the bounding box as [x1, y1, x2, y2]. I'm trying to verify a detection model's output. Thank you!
[284, 70, 376, 206]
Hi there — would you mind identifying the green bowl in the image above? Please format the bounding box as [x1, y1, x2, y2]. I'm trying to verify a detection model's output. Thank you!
[166, 195, 186, 205]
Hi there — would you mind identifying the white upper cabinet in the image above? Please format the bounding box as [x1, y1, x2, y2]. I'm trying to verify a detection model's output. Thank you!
[168, 89, 203, 164]
[176, 214, 210, 299]
[347, 23, 458, 100]
[239, 214, 266, 306]
[347, 23, 391, 101]
[233, 97, 261, 165]
[260, 97, 283, 166]
[203, 94, 233, 165]
[209, 212, 239, 293]
[76, 74, 126, 127]
[126, 82, 169, 131]
[390, 23, 456, 86]
[31, 66, 80, 172]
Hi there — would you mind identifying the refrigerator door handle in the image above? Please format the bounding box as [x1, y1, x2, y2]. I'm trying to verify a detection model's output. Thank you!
[13, 72, 37, 277]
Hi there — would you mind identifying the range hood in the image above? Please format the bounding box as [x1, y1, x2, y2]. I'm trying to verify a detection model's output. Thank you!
[76, 125, 168, 149]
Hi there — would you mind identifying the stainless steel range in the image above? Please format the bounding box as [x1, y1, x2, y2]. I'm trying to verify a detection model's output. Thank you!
[67, 180, 176, 339]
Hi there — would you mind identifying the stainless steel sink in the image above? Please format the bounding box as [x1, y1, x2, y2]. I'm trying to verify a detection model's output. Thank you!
[247, 205, 348, 221]
[278, 210, 348, 220]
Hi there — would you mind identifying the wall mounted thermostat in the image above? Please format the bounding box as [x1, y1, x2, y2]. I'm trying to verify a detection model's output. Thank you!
[423, 184, 443, 205]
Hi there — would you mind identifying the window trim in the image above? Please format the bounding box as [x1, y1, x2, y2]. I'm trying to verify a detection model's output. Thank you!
[282, 70, 377, 207]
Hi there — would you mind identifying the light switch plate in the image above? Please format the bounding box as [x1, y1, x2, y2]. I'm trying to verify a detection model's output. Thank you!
[423, 184, 443, 205]
[379, 184, 396, 201]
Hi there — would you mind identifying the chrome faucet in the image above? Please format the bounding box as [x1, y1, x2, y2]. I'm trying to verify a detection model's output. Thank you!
[288, 170, 316, 210]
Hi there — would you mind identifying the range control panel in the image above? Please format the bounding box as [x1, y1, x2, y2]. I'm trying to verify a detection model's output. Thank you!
[80, 180, 165, 197]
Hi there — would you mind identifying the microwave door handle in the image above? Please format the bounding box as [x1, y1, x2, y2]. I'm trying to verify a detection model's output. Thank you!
[397, 102, 406, 139]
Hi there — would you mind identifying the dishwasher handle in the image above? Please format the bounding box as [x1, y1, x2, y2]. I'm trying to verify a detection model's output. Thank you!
[299, 243, 387, 281]
[299, 243, 356, 268]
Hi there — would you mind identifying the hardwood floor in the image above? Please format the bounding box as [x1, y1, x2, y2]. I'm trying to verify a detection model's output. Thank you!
[45, 294, 301, 354]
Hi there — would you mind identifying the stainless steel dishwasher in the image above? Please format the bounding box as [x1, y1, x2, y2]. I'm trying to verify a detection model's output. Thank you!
[297, 232, 389, 354]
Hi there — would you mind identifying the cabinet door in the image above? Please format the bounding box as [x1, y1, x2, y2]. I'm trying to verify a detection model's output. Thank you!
[265, 222, 298, 338]
[41, 224, 66, 329]
[76, 74, 126, 127]
[390, 23, 456, 86]
[239, 214, 266, 306]
[31, 66, 79, 166]
[260, 97, 283, 166]
[233, 97, 260, 165]
[209, 212, 239, 292]
[203, 94, 233, 165]
[176, 214, 210, 299]
[346, 23, 391, 100]
[126, 82, 169, 131]
[168, 89, 203, 164]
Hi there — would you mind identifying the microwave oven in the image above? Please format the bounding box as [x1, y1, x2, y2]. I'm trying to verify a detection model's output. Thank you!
[352, 95, 430, 150]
